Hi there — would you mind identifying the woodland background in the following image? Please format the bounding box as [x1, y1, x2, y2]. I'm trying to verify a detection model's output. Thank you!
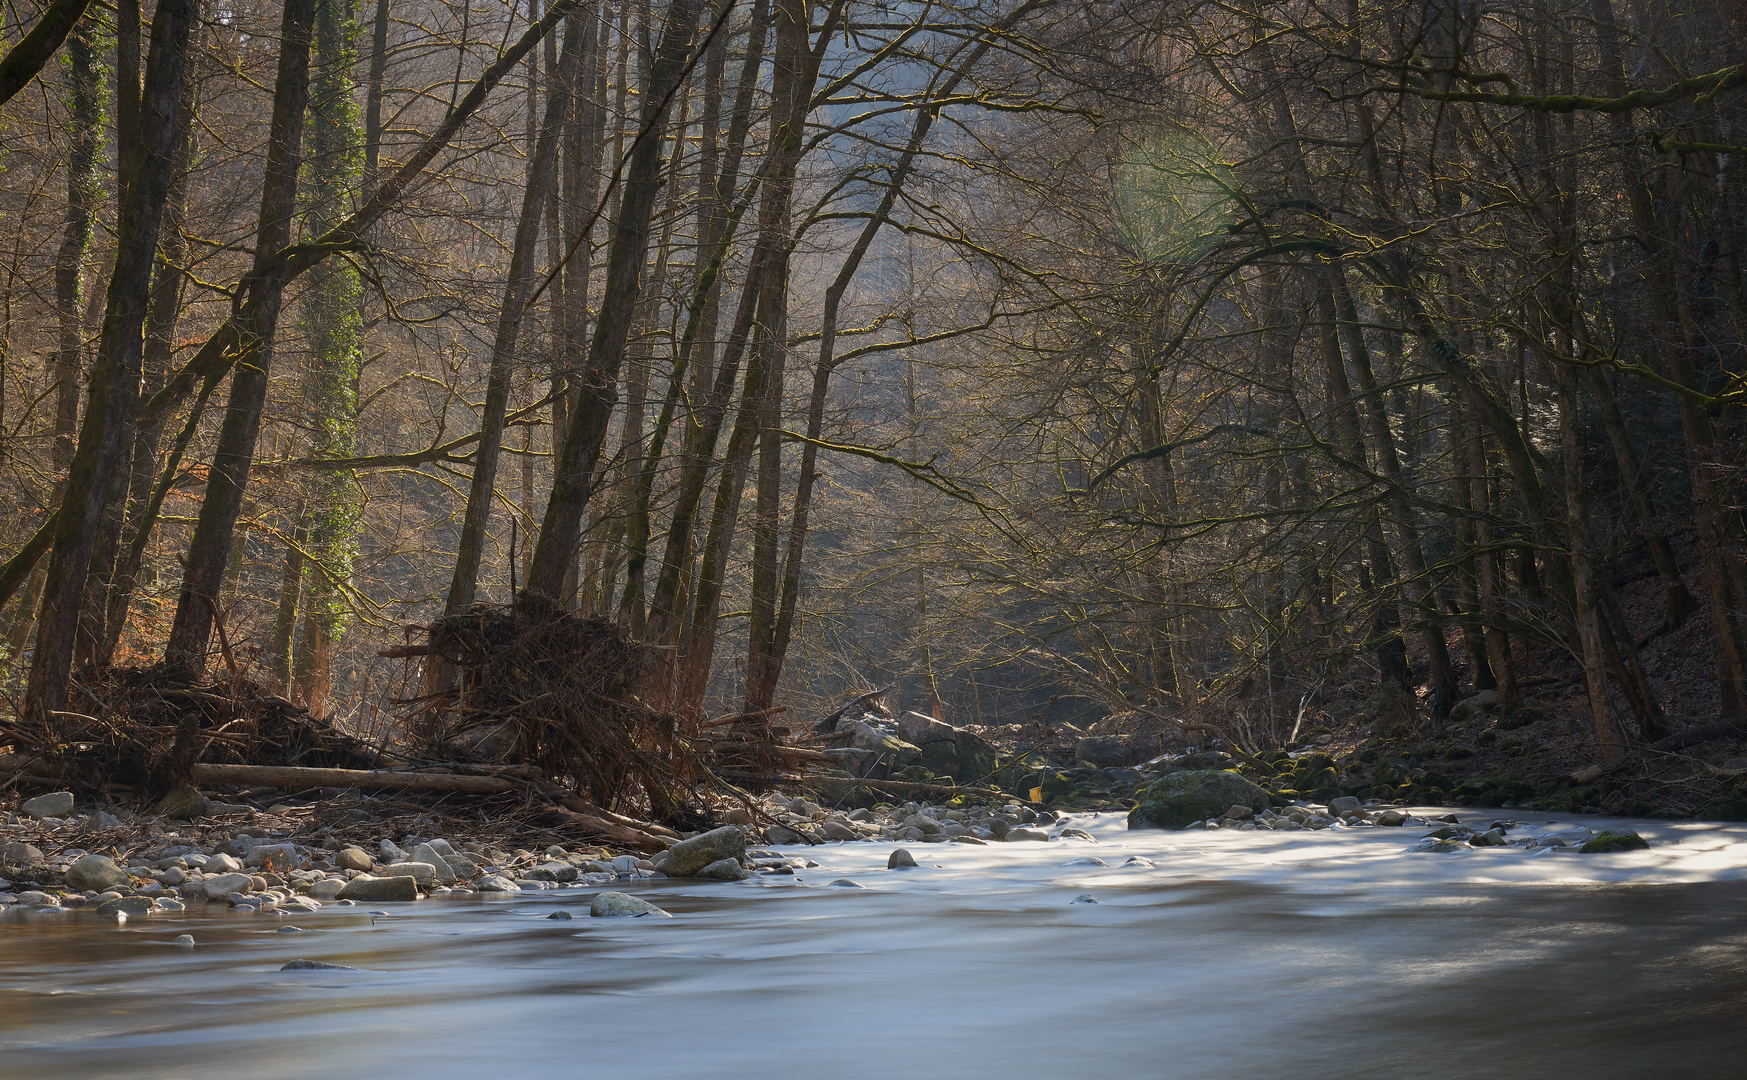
[0, 0, 1741, 775]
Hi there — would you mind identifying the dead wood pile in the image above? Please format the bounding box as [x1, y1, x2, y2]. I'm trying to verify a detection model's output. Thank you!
[0, 665, 378, 794]
[400, 594, 702, 820]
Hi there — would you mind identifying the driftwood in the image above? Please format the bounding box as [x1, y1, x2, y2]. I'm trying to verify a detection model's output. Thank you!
[812, 685, 894, 734]
[0, 755, 675, 850]
[187, 762, 524, 793]
[717, 769, 1010, 801]
[1568, 714, 1747, 784]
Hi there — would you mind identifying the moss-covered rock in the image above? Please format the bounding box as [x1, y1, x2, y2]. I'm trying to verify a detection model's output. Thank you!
[1128, 770, 1273, 830]
[1578, 830, 1649, 853]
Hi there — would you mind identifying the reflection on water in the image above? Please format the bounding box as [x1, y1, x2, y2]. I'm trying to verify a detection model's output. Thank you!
[4, 815, 1747, 1079]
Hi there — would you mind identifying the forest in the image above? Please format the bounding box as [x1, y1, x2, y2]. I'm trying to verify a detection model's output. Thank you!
[0, 0, 1742, 813]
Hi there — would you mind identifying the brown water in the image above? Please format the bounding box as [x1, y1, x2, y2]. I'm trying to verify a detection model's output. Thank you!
[5, 813, 1747, 1079]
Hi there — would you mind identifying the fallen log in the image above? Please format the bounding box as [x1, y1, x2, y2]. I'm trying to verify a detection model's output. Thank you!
[544, 797, 673, 852]
[187, 763, 524, 794]
[720, 770, 1011, 801]
[1567, 714, 1747, 784]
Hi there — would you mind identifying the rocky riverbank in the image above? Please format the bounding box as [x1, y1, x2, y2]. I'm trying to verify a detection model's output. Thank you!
[1, 776, 1657, 919]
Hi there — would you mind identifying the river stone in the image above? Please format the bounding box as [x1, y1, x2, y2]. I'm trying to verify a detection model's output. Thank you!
[1128, 770, 1273, 830]
[526, 861, 578, 883]
[281, 959, 359, 971]
[1056, 827, 1096, 842]
[589, 891, 671, 917]
[694, 858, 750, 881]
[65, 854, 132, 892]
[206, 853, 243, 874]
[1375, 809, 1407, 826]
[887, 848, 918, 869]
[94, 895, 154, 916]
[547, 910, 574, 919]
[16, 891, 57, 906]
[335, 847, 373, 872]
[310, 878, 347, 900]
[196, 873, 254, 900]
[3, 840, 44, 865]
[154, 786, 210, 820]
[410, 844, 457, 884]
[1007, 827, 1050, 842]
[336, 875, 419, 902]
[1326, 796, 1363, 816]
[22, 791, 74, 819]
[1469, 829, 1508, 847]
[766, 824, 801, 844]
[821, 820, 858, 841]
[1064, 856, 1109, 867]
[1223, 805, 1255, 821]
[244, 844, 301, 871]
[1412, 838, 1466, 853]
[828, 879, 865, 888]
[444, 852, 481, 880]
[662, 825, 747, 878]
[1579, 830, 1650, 853]
[950, 835, 988, 845]
[380, 840, 407, 863]
[378, 861, 436, 886]
[474, 875, 520, 893]
[896, 711, 998, 780]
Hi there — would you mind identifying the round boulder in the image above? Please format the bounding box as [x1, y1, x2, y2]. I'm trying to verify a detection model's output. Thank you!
[589, 891, 671, 917]
[660, 825, 746, 878]
[1127, 770, 1274, 830]
[64, 854, 133, 892]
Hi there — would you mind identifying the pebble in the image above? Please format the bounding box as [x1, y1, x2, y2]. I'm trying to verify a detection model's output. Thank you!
[1071, 894, 1099, 904]
[827, 879, 864, 888]
[281, 960, 359, 971]
[547, 910, 574, 920]
[887, 849, 918, 869]
[173, 934, 195, 947]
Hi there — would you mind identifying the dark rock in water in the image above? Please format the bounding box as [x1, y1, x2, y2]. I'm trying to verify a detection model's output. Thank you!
[547, 910, 574, 920]
[1071, 894, 1099, 904]
[887, 849, 918, 869]
[1127, 770, 1272, 830]
[1579, 830, 1649, 853]
[281, 960, 359, 971]
[94, 895, 154, 916]
[1424, 825, 1476, 841]
[828, 879, 865, 888]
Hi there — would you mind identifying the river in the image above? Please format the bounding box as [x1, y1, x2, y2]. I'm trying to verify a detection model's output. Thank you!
[4, 808, 1746, 1078]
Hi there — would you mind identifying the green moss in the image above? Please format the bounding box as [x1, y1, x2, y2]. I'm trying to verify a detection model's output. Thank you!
[1579, 830, 1649, 853]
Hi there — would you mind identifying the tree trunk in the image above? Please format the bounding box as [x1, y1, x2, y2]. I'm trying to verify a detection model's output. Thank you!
[444, 17, 582, 614]
[160, 0, 316, 677]
[524, 0, 709, 597]
[21, 0, 196, 724]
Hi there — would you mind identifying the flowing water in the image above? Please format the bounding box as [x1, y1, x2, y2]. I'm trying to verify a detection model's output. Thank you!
[4, 809, 1747, 1079]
